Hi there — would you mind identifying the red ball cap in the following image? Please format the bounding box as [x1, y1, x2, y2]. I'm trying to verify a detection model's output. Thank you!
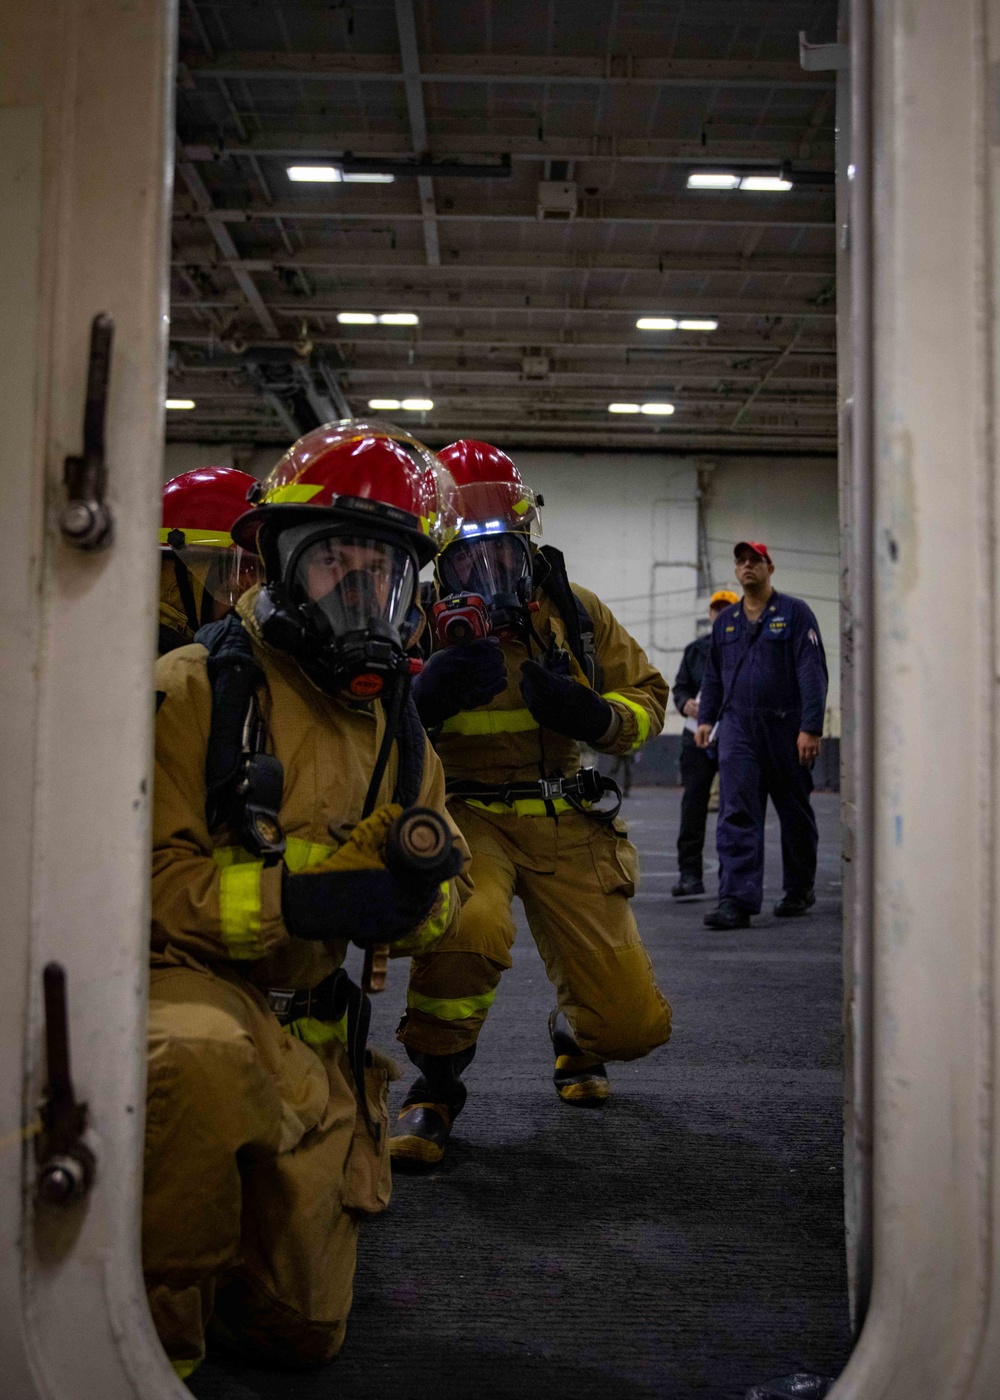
[734, 540, 773, 566]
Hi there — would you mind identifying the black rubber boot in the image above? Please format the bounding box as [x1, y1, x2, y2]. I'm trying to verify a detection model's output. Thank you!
[773, 889, 817, 918]
[704, 898, 752, 930]
[548, 1008, 609, 1105]
[390, 1046, 476, 1167]
[671, 873, 705, 898]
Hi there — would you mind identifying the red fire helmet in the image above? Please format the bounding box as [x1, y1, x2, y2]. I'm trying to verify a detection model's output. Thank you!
[437, 439, 542, 538]
[160, 466, 258, 549]
[232, 420, 461, 570]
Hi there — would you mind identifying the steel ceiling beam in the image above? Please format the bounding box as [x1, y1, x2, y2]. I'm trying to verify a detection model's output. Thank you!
[171, 293, 838, 319]
[176, 163, 279, 337]
[180, 51, 835, 90]
[171, 247, 836, 278]
[177, 134, 835, 167]
[174, 197, 834, 229]
[392, 0, 440, 267]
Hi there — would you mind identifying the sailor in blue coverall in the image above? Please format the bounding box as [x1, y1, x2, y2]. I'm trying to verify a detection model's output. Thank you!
[696, 541, 828, 930]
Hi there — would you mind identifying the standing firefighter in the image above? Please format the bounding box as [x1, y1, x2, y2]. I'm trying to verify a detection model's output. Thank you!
[391, 440, 673, 1166]
[158, 466, 262, 653]
[144, 423, 470, 1379]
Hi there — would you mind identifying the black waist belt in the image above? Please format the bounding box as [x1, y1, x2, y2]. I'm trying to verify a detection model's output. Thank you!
[266, 969, 379, 1142]
[446, 765, 622, 823]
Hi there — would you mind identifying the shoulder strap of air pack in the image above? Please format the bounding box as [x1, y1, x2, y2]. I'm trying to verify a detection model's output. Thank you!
[196, 614, 286, 861]
[391, 692, 427, 809]
[535, 544, 603, 691]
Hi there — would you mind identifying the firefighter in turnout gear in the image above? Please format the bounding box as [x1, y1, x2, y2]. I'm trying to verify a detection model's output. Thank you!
[144, 423, 471, 1379]
[391, 440, 673, 1166]
[158, 465, 262, 654]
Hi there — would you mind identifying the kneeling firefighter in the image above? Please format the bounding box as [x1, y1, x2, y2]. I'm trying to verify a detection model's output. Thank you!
[391, 440, 673, 1166]
[158, 465, 262, 654]
[145, 423, 471, 1378]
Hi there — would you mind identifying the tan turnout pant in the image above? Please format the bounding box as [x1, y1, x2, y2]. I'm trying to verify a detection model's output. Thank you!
[143, 958, 394, 1378]
[399, 803, 672, 1065]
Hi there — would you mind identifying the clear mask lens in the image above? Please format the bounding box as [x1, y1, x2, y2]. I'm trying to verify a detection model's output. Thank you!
[438, 532, 531, 604]
[291, 534, 415, 639]
[177, 545, 261, 609]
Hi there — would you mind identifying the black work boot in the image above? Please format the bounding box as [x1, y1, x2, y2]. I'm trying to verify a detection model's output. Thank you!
[671, 873, 705, 898]
[704, 898, 752, 930]
[773, 889, 817, 918]
[548, 1008, 609, 1105]
[390, 1046, 476, 1167]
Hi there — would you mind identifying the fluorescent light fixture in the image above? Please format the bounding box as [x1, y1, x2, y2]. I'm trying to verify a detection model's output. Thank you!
[368, 398, 401, 410]
[337, 311, 378, 324]
[636, 317, 678, 331]
[378, 312, 420, 325]
[687, 172, 740, 190]
[678, 319, 719, 332]
[401, 397, 433, 411]
[165, 398, 196, 410]
[640, 402, 675, 416]
[739, 175, 793, 192]
[287, 165, 342, 182]
[608, 403, 640, 413]
[343, 171, 395, 184]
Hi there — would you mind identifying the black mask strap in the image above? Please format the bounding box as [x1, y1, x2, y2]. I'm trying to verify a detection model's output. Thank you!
[168, 530, 200, 637]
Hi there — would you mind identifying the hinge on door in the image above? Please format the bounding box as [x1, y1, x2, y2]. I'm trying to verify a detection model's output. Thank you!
[35, 963, 96, 1204]
[60, 313, 114, 553]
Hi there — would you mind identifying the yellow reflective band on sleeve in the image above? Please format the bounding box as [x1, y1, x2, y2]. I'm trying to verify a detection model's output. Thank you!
[440, 707, 539, 737]
[602, 691, 651, 751]
[464, 797, 574, 818]
[213, 848, 266, 959]
[284, 836, 335, 872]
[288, 1013, 348, 1048]
[268, 482, 324, 504]
[219, 863, 266, 958]
[172, 1358, 202, 1381]
[407, 986, 497, 1021]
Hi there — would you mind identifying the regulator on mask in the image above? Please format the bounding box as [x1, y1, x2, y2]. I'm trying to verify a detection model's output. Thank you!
[254, 520, 419, 698]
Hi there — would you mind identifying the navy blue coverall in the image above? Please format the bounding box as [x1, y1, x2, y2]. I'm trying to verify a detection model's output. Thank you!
[698, 592, 828, 913]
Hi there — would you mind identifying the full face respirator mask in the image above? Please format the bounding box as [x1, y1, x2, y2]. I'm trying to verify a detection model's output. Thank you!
[253, 520, 418, 698]
[434, 529, 535, 646]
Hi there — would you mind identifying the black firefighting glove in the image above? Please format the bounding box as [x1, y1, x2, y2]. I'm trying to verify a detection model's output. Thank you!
[280, 804, 463, 947]
[519, 656, 615, 744]
[411, 637, 508, 729]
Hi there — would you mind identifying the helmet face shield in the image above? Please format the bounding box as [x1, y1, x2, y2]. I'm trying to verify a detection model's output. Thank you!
[175, 543, 261, 609]
[452, 479, 541, 538]
[438, 530, 532, 605]
[287, 531, 416, 643]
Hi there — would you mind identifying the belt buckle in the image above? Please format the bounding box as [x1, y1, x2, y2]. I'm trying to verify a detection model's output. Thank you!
[538, 778, 563, 801]
[266, 987, 296, 1021]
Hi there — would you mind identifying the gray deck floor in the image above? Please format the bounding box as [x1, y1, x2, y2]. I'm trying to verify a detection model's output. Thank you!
[190, 787, 851, 1400]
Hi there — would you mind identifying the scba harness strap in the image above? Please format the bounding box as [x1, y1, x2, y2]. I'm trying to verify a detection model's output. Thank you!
[195, 614, 426, 1140]
[446, 766, 623, 823]
[534, 545, 603, 691]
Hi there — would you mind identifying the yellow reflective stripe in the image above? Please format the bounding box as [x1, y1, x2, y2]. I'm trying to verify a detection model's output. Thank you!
[401, 882, 452, 953]
[288, 1014, 348, 1048]
[407, 987, 497, 1021]
[172, 1358, 201, 1380]
[158, 526, 232, 547]
[463, 797, 574, 818]
[284, 836, 334, 872]
[268, 482, 323, 504]
[216, 860, 266, 959]
[440, 707, 539, 736]
[512, 497, 530, 516]
[602, 690, 651, 750]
